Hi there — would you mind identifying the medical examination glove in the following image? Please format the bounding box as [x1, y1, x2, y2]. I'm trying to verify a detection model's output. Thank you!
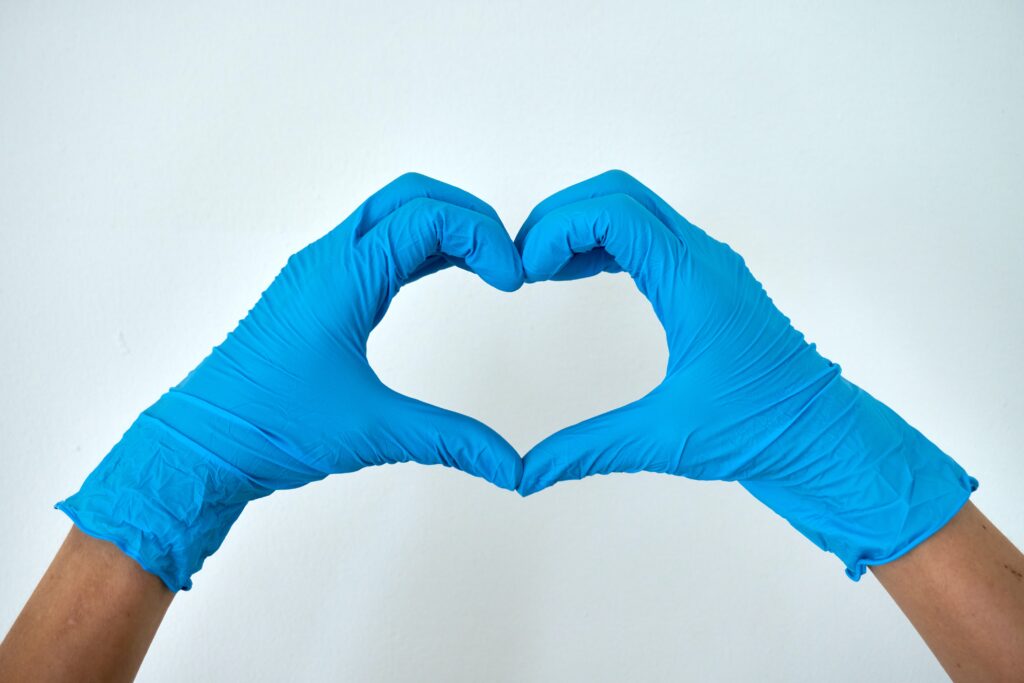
[515, 170, 976, 579]
[57, 173, 524, 591]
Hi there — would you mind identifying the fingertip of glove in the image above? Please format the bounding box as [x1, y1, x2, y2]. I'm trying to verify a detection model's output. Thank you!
[515, 459, 548, 497]
[521, 262, 556, 285]
[516, 475, 554, 497]
[490, 272, 525, 293]
[475, 243, 526, 293]
[488, 452, 523, 492]
[515, 482, 537, 497]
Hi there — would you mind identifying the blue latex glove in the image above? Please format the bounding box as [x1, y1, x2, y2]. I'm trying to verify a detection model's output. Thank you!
[57, 173, 524, 591]
[515, 170, 976, 579]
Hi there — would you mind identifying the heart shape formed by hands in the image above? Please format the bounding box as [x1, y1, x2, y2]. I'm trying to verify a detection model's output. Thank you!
[58, 170, 975, 593]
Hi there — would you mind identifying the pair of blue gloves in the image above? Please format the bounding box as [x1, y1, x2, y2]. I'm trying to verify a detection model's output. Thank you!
[58, 171, 976, 591]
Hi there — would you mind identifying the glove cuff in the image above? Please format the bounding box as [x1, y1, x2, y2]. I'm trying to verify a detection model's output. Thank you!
[741, 376, 977, 580]
[56, 411, 271, 591]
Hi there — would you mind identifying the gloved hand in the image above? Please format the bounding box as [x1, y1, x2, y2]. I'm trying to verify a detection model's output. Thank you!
[57, 173, 524, 591]
[515, 170, 976, 579]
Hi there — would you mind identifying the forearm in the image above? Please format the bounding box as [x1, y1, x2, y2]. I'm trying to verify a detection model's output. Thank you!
[871, 502, 1024, 682]
[0, 526, 173, 683]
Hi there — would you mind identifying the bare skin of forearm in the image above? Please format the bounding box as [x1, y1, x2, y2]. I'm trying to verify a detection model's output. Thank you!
[871, 502, 1024, 682]
[0, 526, 173, 683]
[2, 508, 1021, 682]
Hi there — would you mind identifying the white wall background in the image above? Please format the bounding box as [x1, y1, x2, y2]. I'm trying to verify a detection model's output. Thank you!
[1, 1, 1022, 681]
